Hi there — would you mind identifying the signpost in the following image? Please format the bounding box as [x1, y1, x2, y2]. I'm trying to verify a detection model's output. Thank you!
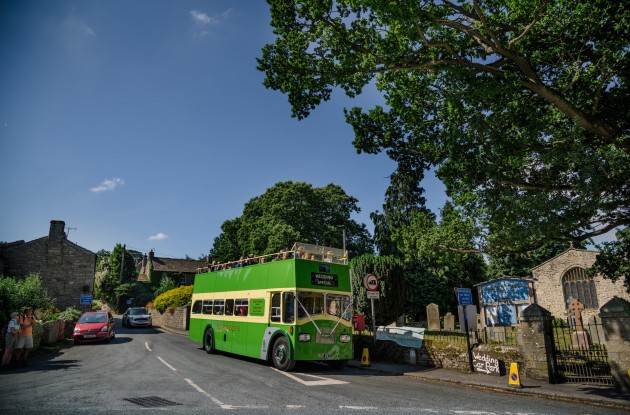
[365, 273, 379, 341]
[455, 287, 475, 373]
[80, 293, 93, 312]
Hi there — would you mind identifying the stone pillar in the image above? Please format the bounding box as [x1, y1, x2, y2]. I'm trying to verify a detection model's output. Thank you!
[599, 297, 630, 392]
[519, 304, 557, 383]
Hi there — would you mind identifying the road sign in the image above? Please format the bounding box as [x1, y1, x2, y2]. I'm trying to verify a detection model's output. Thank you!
[366, 291, 380, 299]
[80, 294, 93, 305]
[364, 273, 379, 291]
[457, 288, 473, 305]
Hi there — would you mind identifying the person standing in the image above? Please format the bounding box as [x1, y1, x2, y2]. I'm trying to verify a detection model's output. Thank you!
[2, 311, 21, 370]
[16, 307, 36, 367]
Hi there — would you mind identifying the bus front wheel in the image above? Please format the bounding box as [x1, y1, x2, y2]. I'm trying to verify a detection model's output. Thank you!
[203, 328, 215, 354]
[272, 337, 295, 371]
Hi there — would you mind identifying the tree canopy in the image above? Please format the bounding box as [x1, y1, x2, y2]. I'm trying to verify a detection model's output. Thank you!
[258, 0, 630, 258]
[209, 181, 373, 262]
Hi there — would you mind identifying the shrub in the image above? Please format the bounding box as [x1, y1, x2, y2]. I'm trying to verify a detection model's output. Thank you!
[0, 274, 55, 321]
[91, 299, 103, 311]
[152, 285, 193, 313]
[58, 306, 82, 322]
[36, 306, 60, 322]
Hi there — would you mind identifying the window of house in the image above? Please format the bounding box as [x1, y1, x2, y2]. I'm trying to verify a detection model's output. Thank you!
[562, 267, 598, 309]
[179, 275, 187, 284]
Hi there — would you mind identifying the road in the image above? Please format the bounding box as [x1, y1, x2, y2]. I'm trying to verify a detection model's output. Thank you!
[0, 317, 624, 415]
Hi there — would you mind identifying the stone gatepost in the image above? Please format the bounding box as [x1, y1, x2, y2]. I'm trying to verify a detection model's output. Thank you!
[519, 304, 557, 383]
[599, 297, 630, 393]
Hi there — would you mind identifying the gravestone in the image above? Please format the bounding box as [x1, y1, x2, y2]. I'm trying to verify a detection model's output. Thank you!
[587, 315, 606, 343]
[568, 299, 590, 347]
[443, 312, 455, 331]
[427, 303, 440, 330]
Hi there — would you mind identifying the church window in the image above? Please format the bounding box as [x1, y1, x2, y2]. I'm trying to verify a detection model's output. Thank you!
[562, 267, 598, 309]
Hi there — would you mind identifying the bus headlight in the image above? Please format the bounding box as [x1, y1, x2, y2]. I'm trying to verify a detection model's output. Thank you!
[339, 335, 351, 343]
[298, 334, 311, 342]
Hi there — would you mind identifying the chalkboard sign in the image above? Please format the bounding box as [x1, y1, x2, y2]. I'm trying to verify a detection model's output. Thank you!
[472, 351, 505, 376]
[311, 273, 338, 287]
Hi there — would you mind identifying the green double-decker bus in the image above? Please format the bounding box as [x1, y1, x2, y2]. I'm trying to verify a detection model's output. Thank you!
[189, 243, 353, 371]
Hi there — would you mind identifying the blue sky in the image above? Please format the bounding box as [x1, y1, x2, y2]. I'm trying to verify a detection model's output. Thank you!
[0, 1, 447, 259]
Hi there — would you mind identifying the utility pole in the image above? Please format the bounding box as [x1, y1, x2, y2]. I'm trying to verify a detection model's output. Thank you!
[119, 244, 126, 283]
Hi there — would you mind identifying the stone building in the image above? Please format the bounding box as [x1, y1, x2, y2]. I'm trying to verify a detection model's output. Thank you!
[137, 250, 205, 286]
[531, 248, 630, 322]
[0, 220, 96, 309]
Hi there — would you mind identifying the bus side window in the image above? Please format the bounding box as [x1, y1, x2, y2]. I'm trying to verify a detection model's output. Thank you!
[225, 299, 234, 316]
[202, 300, 213, 315]
[214, 299, 225, 315]
[236, 299, 248, 316]
[283, 292, 295, 324]
[270, 293, 281, 322]
[192, 300, 202, 314]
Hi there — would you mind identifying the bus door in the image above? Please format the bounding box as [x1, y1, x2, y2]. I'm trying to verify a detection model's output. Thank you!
[270, 292, 295, 325]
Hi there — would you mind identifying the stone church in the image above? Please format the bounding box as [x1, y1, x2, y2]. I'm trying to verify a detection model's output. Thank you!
[531, 248, 630, 322]
[0, 220, 96, 309]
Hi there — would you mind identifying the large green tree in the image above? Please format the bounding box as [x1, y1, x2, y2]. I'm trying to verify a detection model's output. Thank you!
[258, 0, 630, 260]
[209, 181, 373, 261]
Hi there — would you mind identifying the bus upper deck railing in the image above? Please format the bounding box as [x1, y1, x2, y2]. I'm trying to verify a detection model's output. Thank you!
[196, 242, 348, 273]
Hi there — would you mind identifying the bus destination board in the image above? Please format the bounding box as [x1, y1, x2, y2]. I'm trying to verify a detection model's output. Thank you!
[311, 273, 338, 287]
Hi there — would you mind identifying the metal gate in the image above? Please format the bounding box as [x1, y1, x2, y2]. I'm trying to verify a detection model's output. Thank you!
[551, 317, 613, 386]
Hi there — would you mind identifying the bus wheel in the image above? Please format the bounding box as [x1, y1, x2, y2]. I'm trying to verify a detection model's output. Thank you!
[272, 337, 295, 371]
[203, 328, 215, 354]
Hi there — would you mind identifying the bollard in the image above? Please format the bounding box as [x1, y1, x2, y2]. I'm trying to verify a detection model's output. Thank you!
[361, 347, 371, 367]
[508, 362, 523, 388]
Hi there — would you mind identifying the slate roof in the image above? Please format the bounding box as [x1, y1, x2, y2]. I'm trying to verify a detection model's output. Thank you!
[150, 257, 205, 273]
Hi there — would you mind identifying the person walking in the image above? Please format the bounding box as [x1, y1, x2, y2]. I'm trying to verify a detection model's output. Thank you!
[2, 311, 21, 370]
[16, 307, 36, 367]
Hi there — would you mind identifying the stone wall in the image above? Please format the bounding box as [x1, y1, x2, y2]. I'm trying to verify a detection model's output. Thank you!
[0, 220, 96, 310]
[531, 249, 630, 321]
[149, 306, 189, 331]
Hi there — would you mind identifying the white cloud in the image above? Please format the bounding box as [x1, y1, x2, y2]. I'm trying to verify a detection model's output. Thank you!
[148, 232, 168, 241]
[189, 9, 232, 36]
[90, 177, 124, 193]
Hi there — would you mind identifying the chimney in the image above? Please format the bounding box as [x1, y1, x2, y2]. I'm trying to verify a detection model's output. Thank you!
[49, 220, 66, 242]
[148, 250, 155, 260]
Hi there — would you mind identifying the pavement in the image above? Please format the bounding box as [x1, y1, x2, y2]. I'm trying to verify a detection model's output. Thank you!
[156, 325, 630, 411]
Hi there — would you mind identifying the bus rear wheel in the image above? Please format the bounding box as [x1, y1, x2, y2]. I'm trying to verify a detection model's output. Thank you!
[272, 337, 295, 371]
[203, 328, 215, 354]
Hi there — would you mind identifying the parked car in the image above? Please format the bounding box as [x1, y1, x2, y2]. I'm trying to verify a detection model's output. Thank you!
[122, 307, 152, 328]
[73, 311, 116, 344]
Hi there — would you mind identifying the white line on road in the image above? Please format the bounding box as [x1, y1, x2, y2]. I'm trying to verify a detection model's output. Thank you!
[286, 405, 305, 408]
[157, 356, 177, 371]
[339, 406, 378, 410]
[272, 368, 349, 386]
[184, 378, 268, 410]
[145, 342, 152, 352]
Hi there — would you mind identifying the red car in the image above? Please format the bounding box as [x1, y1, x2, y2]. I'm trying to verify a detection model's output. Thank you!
[73, 311, 116, 344]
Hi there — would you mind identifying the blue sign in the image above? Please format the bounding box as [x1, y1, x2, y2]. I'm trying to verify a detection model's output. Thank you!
[80, 294, 93, 305]
[457, 288, 473, 305]
[481, 279, 529, 303]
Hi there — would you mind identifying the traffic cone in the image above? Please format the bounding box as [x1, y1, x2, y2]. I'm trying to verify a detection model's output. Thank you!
[361, 348, 371, 367]
[508, 362, 523, 388]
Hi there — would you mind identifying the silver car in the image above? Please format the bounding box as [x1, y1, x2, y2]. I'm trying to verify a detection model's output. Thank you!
[122, 307, 152, 328]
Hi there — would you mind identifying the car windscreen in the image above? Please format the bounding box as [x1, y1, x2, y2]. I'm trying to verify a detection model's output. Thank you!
[79, 314, 107, 323]
[128, 308, 147, 315]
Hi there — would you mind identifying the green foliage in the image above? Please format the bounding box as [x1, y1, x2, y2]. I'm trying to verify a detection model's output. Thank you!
[590, 227, 630, 293]
[152, 285, 193, 313]
[210, 181, 373, 262]
[259, 0, 630, 259]
[154, 276, 177, 298]
[108, 244, 138, 283]
[58, 306, 82, 322]
[91, 299, 103, 311]
[0, 274, 55, 322]
[36, 306, 60, 322]
[94, 271, 118, 305]
[350, 254, 406, 326]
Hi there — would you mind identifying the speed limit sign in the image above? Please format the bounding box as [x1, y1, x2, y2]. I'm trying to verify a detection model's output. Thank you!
[364, 273, 379, 291]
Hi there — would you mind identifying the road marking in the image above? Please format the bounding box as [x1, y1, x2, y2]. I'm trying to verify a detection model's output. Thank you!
[145, 342, 152, 352]
[339, 406, 378, 410]
[272, 368, 349, 386]
[184, 378, 268, 410]
[452, 412, 497, 415]
[157, 356, 176, 371]
[286, 405, 305, 408]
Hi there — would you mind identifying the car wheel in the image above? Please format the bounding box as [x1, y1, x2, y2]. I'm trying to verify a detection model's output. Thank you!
[203, 328, 215, 354]
[272, 337, 295, 371]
